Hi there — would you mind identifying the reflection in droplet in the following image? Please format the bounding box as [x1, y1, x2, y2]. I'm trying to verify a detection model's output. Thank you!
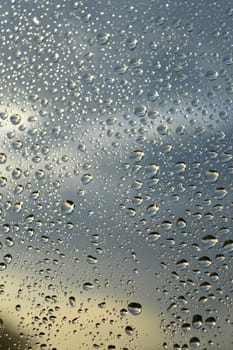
[0, 153, 7, 164]
[81, 173, 93, 185]
[205, 170, 219, 183]
[192, 315, 203, 329]
[127, 302, 142, 315]
[68, 296, 76, 308]
[83, 282, 94, 291]
[146, 203, 159, 217]
[201, 235, 218, 249]
[61, 200, 75, 215]
[125, 325, 134, 336]
[205, 317, 216, 329]
[189, 337, 200, 348]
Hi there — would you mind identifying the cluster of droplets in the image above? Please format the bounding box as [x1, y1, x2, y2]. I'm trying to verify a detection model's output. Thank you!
[0, 0, 232, 349]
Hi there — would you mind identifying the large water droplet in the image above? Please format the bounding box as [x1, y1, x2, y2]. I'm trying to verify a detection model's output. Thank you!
[81, 173, 93, 185]
[192, 315, 203, 329]
[205, 170, 219, 183]
[146, 203, 159, 217]
[125, 325, 134, 336]
[127, 302, 142, 315]
[0, 153, 7, 164]
[189, 337, 200, 348]
[61, 200, 75, 215]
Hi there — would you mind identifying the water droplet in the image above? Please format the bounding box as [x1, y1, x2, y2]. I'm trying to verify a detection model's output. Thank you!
[68, 296, 76, 308]
[35, 169, 45, 179]
[134, 104, 147, 117]
[125, 325, 134, 336]
[15, 304, 21, 312]
[83, 282, 94, 291]
[176, 259, 189, 270]
[129, 57, 143, 69]
[131, 179, 142, 190]
[120, 308, 128, 317]
[81, 173, 93, 185]
[146, 203, 159, 217]
[206, 70, 219, 81]
[174, 162, 186, 174]
[114, 63, 128, 75]
[5, 237, 15, 247]
[157, 124, 168, 135]
[87, 255, 98, 264]
[145, 163, 159, 177]
[61, 200, 75, 215]
[148, 109, 160, 119]
[198, 256, 212, 268]
[10, 113, 21, 125]
[201, 235, 218, 249]
[181, 323, 191, 333]
[126, 37, 138, 50]
[4, 254, 12, 264]
[0, 153, 7, 164]
[214, 187, 228, 199]
[12, 167, 22, 179]
[132, 196, 143, 206]
[210, 272, 219, 282]
[147, 231, 160, 242]
[106, 116, 117, 125]
[205, 170, 219, 183]
[205, 317, 216, 329]
[0, 263, 7, 271]
[127, 302, 142, 315]
[0, 177, 7, 187]
[222, 240, 233, 253]
[192, 315, 203, 329]
[189, 337, 200, 348]
[126, 208, 137, 217]
[200, 281, 212, 292]
[176, 218, 187, 229]
[130, 150, 144, 162]
[97, 32, 110, 45]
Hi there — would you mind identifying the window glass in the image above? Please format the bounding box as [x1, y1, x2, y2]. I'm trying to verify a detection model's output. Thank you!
[0, 0, 232, 349]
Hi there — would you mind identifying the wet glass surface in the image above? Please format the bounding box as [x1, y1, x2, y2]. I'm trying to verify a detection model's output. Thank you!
[0, 0, 232, 349]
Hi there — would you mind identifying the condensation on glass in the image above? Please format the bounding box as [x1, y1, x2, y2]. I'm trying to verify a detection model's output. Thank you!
[0, 0, 232, 349]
